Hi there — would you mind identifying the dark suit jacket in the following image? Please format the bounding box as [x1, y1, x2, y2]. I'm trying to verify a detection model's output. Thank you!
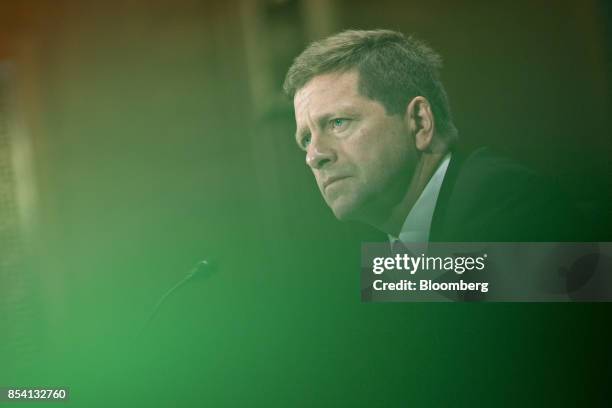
[429, 147, 586, 242]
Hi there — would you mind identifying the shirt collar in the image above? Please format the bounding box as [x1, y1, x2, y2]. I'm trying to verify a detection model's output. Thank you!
[389, 152, 452, 244]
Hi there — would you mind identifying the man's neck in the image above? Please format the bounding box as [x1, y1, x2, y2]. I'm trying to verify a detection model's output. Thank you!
[375, 152, 447, 237]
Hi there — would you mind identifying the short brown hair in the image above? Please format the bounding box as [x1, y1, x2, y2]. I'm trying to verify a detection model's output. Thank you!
[283, 29, 458, 144]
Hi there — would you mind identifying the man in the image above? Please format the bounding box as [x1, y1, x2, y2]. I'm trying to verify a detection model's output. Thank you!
[283, 29, 582, 243]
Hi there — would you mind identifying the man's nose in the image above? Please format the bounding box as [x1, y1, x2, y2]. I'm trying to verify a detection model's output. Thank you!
[306, 135, 336, 169]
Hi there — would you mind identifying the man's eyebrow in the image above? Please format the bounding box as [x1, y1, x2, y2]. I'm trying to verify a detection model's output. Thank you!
[294, 102, 362, 145]
[295, 112, 336, 143]
[294, 127, 308, 144]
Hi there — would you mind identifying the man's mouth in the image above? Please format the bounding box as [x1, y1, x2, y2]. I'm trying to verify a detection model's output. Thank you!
[323, 176, 350, 190]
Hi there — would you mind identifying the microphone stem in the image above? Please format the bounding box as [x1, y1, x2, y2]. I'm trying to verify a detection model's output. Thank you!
[140, 261, 207, 334]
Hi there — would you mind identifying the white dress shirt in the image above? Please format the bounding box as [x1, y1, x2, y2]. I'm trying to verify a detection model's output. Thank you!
[389, 153, 452, 245]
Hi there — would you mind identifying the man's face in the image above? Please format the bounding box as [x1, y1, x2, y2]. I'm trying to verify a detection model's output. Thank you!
[294, 70, 417, 223]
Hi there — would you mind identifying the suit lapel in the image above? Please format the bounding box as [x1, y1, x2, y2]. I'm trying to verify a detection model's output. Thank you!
[429, 146, 469, 242]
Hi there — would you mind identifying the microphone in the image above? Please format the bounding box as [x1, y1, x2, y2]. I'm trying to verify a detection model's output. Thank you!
[140, 259, 215, 334]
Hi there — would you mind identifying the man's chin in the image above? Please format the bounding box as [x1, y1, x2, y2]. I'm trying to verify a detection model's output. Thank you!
[328, 200, 361, 222]
[327, 194, 383, 225]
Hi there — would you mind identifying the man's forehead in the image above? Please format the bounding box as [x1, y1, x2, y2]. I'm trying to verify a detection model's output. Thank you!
[294, 70, 360, 113]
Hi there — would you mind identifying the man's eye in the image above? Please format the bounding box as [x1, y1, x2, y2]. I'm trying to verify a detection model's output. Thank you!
[331, 118, 349, 130]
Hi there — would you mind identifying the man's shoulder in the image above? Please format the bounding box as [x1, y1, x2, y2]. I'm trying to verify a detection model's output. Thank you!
[451, 147, 548, 205]
[431, 147, 582, 241]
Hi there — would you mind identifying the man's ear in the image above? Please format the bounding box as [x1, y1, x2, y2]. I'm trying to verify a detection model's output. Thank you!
[405, 96, 435, 152]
